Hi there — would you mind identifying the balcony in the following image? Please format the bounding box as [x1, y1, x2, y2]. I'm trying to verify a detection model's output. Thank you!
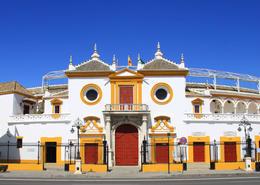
[8, 113, 71, 124]
[104, 104, 149, 114]
[184, 113, 260, 123]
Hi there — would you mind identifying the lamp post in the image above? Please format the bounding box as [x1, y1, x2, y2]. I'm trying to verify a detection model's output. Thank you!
[70, 118, 83, 160]
[238, 115, 253, 157]
[167, 132, 171, 174]
[70, 118, 83, 174]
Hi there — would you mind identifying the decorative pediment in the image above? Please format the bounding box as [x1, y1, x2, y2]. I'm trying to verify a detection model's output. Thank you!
[109, 68, 144, 79]
[80, 116, 103, 133]
[150, 116, 174, 133]
[192, 98, 204, 105]
[50, 98, 63, 105]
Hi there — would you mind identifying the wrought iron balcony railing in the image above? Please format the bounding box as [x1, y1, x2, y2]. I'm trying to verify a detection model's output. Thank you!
[104, 104, 149, 112]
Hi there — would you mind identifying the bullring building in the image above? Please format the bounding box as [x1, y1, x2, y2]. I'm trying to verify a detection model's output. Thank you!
[0, 43, 260, 172]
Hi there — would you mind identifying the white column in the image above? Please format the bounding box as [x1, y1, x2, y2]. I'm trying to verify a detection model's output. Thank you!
[105, 115, 112, 169]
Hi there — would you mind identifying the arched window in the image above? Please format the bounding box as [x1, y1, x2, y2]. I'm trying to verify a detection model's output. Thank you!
[248, 102, 258, 114]
[236, 101, 246, 114]
[223, 100, 235, 114]
[210, 99, 222, 114]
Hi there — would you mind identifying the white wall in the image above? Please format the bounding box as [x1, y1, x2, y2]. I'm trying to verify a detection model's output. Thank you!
[142, 76, 186, 132]
[0, 94, 14, 137]
[68, 77, 110, 128]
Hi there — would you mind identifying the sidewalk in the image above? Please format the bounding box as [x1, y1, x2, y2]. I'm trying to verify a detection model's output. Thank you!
[0, 169, 259, 179]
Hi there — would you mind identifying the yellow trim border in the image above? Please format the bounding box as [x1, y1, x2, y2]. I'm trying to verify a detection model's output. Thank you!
[40, 137, 62, 165]
[188, 136, 210, 163]
[220, 136, 241, 162]
[80, 84, 102, 105]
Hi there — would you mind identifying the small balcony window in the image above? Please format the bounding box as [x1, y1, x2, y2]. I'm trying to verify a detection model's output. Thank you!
[23, 105, 30, 114]
[54, 105, 60, 114]
[194, 104, 201, 114]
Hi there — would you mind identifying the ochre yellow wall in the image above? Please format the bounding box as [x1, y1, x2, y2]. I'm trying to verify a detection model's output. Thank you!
[220, 136, 241, 162]
[188, 136, 210, 163]
[142, 163, 183, 172]
[255, 136, 260, 148]
[40, 137, 62, 165]
[69, 164, 107, 172]
[215, 162, 245, 170]
[1, 163, 43, 171]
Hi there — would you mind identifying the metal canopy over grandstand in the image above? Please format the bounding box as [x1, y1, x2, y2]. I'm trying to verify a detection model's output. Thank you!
[42, 68, 260, 93]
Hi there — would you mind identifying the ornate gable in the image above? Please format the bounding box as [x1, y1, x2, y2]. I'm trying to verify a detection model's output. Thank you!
[80, 116, 103, 134]
[109, 68, 144, 79]
[150, 116, 174, 133]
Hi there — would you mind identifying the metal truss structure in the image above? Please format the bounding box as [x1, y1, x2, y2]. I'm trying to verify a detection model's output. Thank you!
[42, 70, 66, 89]
[42, 68, 260, 93]
[188, 68, 260, 93]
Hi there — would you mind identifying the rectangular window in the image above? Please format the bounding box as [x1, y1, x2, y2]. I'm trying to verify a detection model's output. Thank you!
[194, 104, 200, 114]
[54, 105, 60, 114]
[17, 138, 23, 148]
[23, 105, 30, 114]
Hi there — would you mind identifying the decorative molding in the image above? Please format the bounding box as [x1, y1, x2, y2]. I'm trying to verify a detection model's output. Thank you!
[80, 116, 103, 133]
[150, 116, 174, 133]
[150, 82, 173, 105]
[80, 84, 102, 106]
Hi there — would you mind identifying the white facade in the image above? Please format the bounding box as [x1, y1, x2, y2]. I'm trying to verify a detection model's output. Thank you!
[1, 45, 260, 169]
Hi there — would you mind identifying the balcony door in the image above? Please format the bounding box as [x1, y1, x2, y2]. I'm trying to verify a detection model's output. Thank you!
[119, 85, 133, 110]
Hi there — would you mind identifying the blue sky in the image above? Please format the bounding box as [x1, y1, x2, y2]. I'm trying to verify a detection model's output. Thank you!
[0, 0, 259, 88]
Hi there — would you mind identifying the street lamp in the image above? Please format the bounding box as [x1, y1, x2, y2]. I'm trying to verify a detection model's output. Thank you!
[238, 115, 253, 157]
[167, 132, 171, 174]
[70, 118, 83, 160]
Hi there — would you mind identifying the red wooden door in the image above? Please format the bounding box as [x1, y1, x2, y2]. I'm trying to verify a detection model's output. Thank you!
[84, 143, 98, 164]
[224, 142, 237, 162]
[155, 143, 169, 163]
[193, 142, 205, 162]
[119, 86, 133, 110]
[115, 124, 138, 165]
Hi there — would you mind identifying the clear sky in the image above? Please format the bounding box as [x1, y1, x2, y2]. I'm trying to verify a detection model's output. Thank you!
[0, 0, 259, 88]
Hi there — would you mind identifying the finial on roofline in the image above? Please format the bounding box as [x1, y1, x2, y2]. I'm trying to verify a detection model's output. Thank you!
[155, 41, 163, 59]
[181, 53, 184, 63]
[137, 53, 141, 62]
[68, 55, 75, 70]
[91, 43, 100, 60]
[180, 53, 185, 68]
[112, 54, 116, 64]
[111, 54, 117, 71]
[69, 55, 73, 64]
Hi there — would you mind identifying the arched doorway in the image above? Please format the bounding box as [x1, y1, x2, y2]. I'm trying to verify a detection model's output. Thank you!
[115, 124, 138, 165]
